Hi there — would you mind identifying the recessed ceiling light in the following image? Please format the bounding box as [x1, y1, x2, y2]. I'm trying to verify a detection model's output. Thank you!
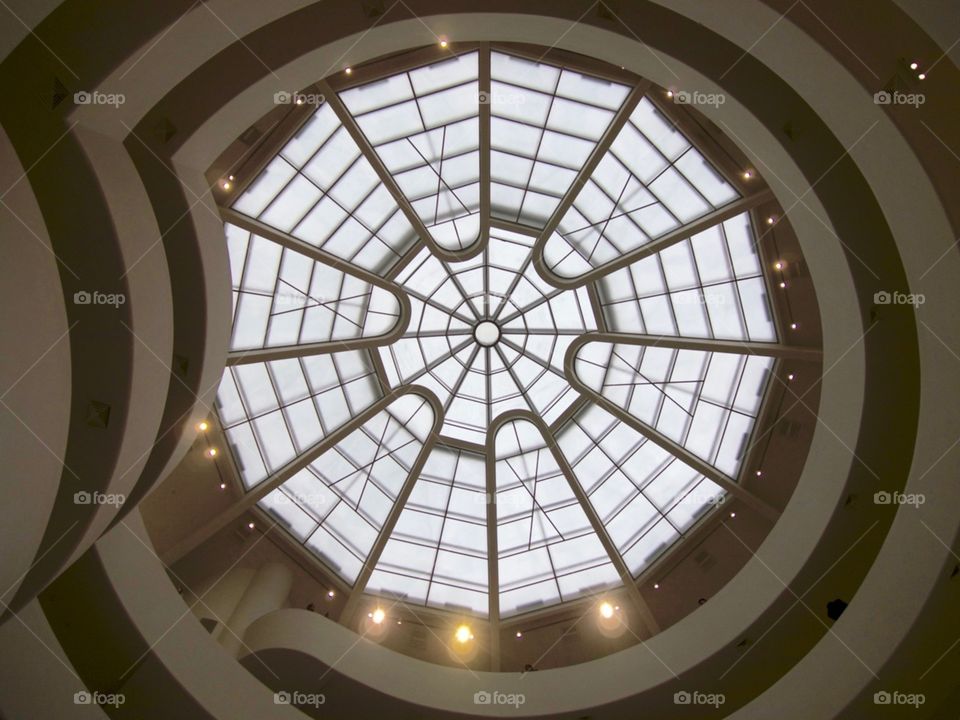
[206, 447, 218, 457]
[219, 482, 226, 490]
[221, 181, 231, 191]
[247, 522, 255, 529]
[730, 511, 737, 518]
[371, 608, 385, 624]
[516, 631, 522, 638]
[910, 62, 918, 70]
[774, 261, 784, 270]
[743, 170, 753, 180]
[345, 67, 352, 75]
[599, 601, 614, 618]
[439, 39, 448, 48]
[918, 73, 926, 80]
[327, 590, 335, 598]
[790, 322, 799, 330]
[196, 420, 209, 432]
[454, 625, 473, 643]
[788, 373, 795, 381]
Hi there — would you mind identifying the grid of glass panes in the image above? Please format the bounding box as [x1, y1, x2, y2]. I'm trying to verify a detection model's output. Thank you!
[542, 97, 739, 278]
[378, 228, 594, 444]
[366, 447, 488, 614]
[495, 419, 620, 617]
[216, 351, 381, 489]
[489, 51, 631, 227]
[597, 213, 776, 342]
[225, 223, 401, 351]
[339, 52, 481, 251]
[556, 403, 725, 576]
[231, 103, 416, 275]
[573, 342, 773, 477]
[257, 394, 434, 584]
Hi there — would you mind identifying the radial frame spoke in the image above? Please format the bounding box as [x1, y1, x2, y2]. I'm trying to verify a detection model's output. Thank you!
[532, 188, 775, 290]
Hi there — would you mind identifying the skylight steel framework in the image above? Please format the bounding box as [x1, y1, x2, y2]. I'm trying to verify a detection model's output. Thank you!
[210, 42, 819, 666]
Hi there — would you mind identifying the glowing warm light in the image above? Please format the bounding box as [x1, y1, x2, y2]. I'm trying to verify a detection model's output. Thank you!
[756, 470, 763, 477]
[774, 261, 784, 270]
[247, 522, 255, 529]
[227, 174, 235, 181]
[742, 170, 753, 180]
[599, 602, 614, 619]
[666, 90, 673, 98]
[327, 590, 335, 598]
[790, 322, 799, 330]
[910, 62, 919, 70]
[206, 447, 218, 457]
[516, 631, 523, 638]
[221, 181, 231, 191]
[196, 420, 209, 432]
[787, 373, 795, 381]
[371, 608, 385, 625]
[730, 511, 737, 518]
[345, 67, 353, 75]
[767, 216, 776, 225]
[219, 482, 226, 490]
[780, 282, 787, 289]
[653, 583, 660, 590]
[439, 39, 449, 48]
[454, 625, 473, 643]
[918, 73, 926, 80]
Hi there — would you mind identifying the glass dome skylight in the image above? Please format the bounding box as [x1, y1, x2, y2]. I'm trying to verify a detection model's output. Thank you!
[215, 45, 781, 621]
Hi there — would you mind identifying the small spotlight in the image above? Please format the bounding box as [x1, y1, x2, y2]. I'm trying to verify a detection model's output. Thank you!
[247, 522, 255, 530]
[228, 174, 235, 181]
[790, 322, 799, 330]
[295, 96, 304, 105]
[654, 583, 660, 590]
[221, 181, 232, 191]
[196, 420, 209, 432]
[439, 39, 449, 48]
[397, 620, 402, 625]
[515, 631, 523, 638]
[206, 447, 218, 458]
[742, 170, 753, 180]
[454, 625, 473, 643]
[756, 470, 763, 477]
[767, 216, 776, 225]
[774, 261, 784, 270]
[666, 90, 674, 98]
[780, 281, 787, 289]
[599, 601, 614, 619]
[909, 62, 918, 70]
[327, 590, 335, 598]
[730, 511, 737, 518]
[918, 73, 926, 80]
[787, 373, 795, 381]
[345, 67, 353, 75]
[219, 482, 226, 490]
[371, 608, 385, 625]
